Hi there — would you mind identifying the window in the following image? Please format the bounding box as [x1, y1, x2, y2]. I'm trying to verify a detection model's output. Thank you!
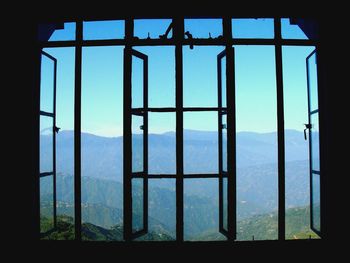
[37, 17, 322, 242]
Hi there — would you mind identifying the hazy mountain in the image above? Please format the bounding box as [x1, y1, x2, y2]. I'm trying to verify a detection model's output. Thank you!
[39, 129, 309, 181]
[40, 129, 314, 240]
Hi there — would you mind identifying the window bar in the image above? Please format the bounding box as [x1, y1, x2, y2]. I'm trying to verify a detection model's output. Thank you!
[123, 18, 134, 242]
[223, 17, 236, 241]
[53, 52, 57, 229]
[218, 48, 224, 234]
[74, 20, 83, 241]
[174, 17, 184, 242]
[143, 47, 149, 234]
[315, 46, 324, 238]
[274, 18, 286, 241]
[34, 46, 42, 240]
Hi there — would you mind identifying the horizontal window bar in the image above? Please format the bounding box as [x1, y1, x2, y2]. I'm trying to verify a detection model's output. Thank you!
[40, 172, 54, 178]
[131, 229, 148, 239]
[131, 172, 145, 177]
[312, 170, 320, 175]
[132, 107, 227, 113]
[310, 109, 319, 115]
[39, 38, 317, 48]
[131, 173, 223, 179]
[183, 173, 220, 178]
[40, 111, 54, 117]
[132, 174, 176, 178]
[183, 107, 226, 112]
[39, 40, 77, 48]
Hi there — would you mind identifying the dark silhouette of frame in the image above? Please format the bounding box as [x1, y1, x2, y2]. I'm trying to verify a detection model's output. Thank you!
[39, 50, 57, 237]
[36, 16, 322, 243]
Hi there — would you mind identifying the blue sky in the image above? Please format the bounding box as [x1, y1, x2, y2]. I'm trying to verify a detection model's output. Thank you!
[42, 18, 314, 137]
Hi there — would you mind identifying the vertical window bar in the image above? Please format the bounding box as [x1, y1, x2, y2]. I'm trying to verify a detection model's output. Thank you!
[223, 17, 236, 241]
[34, 46, 42, 240]
[274, 18, 286, 241]
[316, 47, 324, 238]
[74, 20, 83, 241]
[143, 54, 149, 233]
[123, 18, 134, 242]
[174, 17, 184, 242]
[218, 51, 223, 233]
[53, 55, 57, 229]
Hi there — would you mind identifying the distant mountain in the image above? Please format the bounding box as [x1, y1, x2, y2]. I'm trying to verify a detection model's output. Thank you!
[39, 129, 313, 241]
[40, 129, 309, 181]
[41, 158, 311, 240]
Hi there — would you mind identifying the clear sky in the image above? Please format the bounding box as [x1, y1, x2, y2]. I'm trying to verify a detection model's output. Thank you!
[42, 18, 315, 137]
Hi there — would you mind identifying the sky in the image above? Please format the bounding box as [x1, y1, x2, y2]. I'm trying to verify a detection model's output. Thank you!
[41, 18, 315, 137]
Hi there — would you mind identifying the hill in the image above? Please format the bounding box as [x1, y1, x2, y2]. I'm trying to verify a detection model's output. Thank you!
[41, 215, 174, 241]
[40, 129, 310, 181]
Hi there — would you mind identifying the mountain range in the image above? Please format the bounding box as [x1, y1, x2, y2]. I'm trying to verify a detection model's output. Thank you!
[40, 129, 310, 180]
[40, 129, 315, 240]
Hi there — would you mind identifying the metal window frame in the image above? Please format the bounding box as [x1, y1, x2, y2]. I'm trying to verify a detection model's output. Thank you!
[129, 48, 149, 239]
[39, 50, 58, 234]
[36, 17, 321, 243]
[217, 49, 229, 237]
[306, 49, 322, 237]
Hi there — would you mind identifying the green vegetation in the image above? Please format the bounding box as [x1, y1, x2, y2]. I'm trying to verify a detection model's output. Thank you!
[40, 215, 174, 241]
[236, 206, 320, 240]
[41, 206, 319, 241]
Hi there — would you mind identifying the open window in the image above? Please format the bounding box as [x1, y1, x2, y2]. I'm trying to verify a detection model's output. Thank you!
[129, 49, 149, 239]
[306, 50, 321, 237]
[36, 18, 324, 243]
[39, 51, 58, 235]
[217, 50, 229, 237]
[217, 47, 236, 240]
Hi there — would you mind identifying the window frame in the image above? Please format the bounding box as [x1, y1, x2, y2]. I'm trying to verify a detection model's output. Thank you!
[36, 17, 321, 242]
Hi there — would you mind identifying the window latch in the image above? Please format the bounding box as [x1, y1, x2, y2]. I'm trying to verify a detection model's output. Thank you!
[221, 124, 227, 129]
[54, 126, 61, 133]
[140, 125, 144, 130]
[304, 123, 312, 140]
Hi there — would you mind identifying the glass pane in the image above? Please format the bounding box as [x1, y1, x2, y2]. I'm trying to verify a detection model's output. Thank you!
[307, 51, 318, 112]
[83, 20, 124, 40]
[40, 53, 55, 113]
[281, 18, 308, 39]
[136, 179, 176, 241]
[184, 178, 226, 241]
[134, 47, 175, 107]
[183, 46, 223, 107]
[184, 19, 222, 39]
[81, 46, 124, 240]
[221, 55, 227, 108]
[40, 115, 53, 173]
[132, 55, 144, 108]
[222, 114, 227, 172]
[312, 173, 321, 232]
[311, 113, 320, 171]
[132, 178, 144, 233]
[232, 18, 274, 39]
[48, 22, 76, 41]
[222, 177, 228, 232]
[148, 113, 176, 175]
[132, 115, 144, 173]
[40, 175, 54, 234]
[235, 45, 278, 241]
[134, 19, 173, 39]
[184, 112, 218, 174]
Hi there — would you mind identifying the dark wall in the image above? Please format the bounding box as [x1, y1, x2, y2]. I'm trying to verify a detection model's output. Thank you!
[13, 8, 344, 259]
